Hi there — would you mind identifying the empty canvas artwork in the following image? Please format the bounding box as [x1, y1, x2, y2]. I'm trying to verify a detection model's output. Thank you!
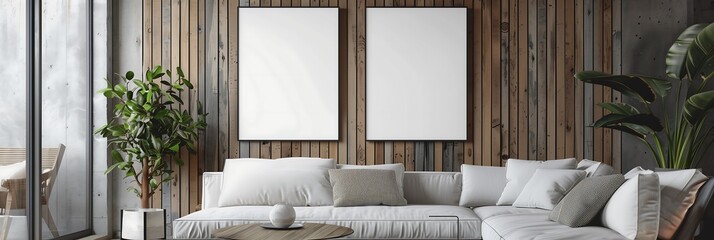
[366, 8, 467, 140]
[238, 8, 339, 140]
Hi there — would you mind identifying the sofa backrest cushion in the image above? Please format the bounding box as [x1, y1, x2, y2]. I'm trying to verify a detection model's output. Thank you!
[403, 171, 462, 205]
[217, 158, 336, 207]
[459, 165, 507, 207]
[202, 172, 223, 209]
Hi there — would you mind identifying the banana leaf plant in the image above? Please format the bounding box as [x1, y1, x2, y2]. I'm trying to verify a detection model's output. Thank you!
[576, 22, 714, 169]
[95, 66, 207, 208]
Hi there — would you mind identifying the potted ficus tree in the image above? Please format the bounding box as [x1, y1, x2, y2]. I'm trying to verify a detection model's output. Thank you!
[575, 23, 714, 169]
[96, 66, 207, 239]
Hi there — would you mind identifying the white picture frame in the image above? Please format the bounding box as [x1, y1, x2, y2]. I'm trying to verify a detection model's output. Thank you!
[366, 8, 468, 140]
[238, 8, 339, 140]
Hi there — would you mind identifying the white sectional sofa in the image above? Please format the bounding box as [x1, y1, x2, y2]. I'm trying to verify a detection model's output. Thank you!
[172, 166, 712, 239]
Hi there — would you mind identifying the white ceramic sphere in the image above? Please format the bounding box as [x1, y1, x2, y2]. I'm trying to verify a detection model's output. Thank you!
[269, 204, 296, 228]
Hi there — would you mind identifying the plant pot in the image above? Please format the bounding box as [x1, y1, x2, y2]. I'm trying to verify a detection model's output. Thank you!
[121, 208, 166, 239]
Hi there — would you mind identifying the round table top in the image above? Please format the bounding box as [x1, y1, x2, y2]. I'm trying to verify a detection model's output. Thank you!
[212, 222, 354, 240]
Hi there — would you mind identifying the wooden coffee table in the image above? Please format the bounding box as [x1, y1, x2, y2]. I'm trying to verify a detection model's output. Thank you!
[212, 223, 354, 240]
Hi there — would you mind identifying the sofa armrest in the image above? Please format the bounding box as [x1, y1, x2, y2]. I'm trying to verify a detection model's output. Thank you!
[202, 172, 223, 210]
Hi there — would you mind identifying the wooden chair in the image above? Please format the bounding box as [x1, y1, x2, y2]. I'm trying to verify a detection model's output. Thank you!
[0, 144, 65, 239]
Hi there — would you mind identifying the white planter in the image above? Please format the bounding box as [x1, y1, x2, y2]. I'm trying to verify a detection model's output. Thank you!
[121, 208, 165, 239]
[269, 204, 296, 228]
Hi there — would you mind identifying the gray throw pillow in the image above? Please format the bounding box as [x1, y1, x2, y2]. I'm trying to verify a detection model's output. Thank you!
[549, 174, 626, 227]
[329, 169, 407, 207]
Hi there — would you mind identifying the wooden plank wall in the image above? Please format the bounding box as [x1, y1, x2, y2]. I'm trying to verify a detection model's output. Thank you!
[139, 0, 621, 218]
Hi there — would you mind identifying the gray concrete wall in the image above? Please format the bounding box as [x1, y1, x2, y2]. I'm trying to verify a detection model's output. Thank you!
[110, 0, 145, 237]
[621, 0, 714, 173]
[93, 0, 111, 237]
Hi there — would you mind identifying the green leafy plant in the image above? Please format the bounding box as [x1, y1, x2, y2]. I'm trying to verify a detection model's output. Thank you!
[96, 66, 207, 208]
[575, 23, 714, 169]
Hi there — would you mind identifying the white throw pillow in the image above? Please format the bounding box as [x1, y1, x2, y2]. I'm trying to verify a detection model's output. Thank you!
[459, 165, 507, 207]
[601, 172, 660, 240]
[217, 158, 336, 207]
[496, 158, 577, 205]
[626, 167, 707, 239]
[512, 169, 586, 210]
[577, 159, 614, 177]
[337, 163, 405, 196]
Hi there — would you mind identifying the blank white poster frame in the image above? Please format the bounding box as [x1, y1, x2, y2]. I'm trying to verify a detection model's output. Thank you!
[238, 8, 339, 140]
[366, 8, 468, 140]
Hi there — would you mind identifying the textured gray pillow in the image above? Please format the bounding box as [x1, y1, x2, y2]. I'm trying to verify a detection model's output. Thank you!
[549, 174, 626, 227]
[329, 169, 407, 207]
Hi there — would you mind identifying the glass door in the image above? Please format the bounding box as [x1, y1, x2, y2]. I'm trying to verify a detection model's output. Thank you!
[0, 0, 93, 239]
[0, 1, 29, 239]
[40, 0, 91, 238]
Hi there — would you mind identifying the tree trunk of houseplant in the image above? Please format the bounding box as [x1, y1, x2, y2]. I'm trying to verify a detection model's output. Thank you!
[141, 157, 151, 208]
[121, 158, 165, 239]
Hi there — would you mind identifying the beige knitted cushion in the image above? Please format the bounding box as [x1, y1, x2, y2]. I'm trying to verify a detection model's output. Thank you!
[329, 169, 407, 207]
[549, 174, 626, 227]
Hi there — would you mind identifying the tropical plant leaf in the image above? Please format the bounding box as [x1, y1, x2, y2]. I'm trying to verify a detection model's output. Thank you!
[593, 113, 663, 132]
[637, 76, 672, 97]
[684, 90, 714, 124]
[598, 102, 640, 115]
[666, 24, 708, 79]
[603, 124, 652, 139]
[575, 71, 656, 102]
[621, 123, 655, 137]
[686, 23, 714, 81]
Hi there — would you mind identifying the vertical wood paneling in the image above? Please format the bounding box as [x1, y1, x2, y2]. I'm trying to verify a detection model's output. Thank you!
[517, 0, 528, 159]
[612, 0, 622, 173]
[347, 0, 358, 165]
[189, 0, 199, 213]
[482, 0, 493, 166]
[142, 0, 622, 220]
[179, 0, 190, 217]
[198, 0, 207, 208]
[508, 0, 519, 160]
[357, 0, 367, 165]
[602, 0, 612, 166]
[473, 0, 483, 165]
[575, 0, 585, 161]
[464, 0, 475, 166]
[170, 0, 181, 222]
[338, 0, 349, 164]
[564, 0, 575, 158]
[545, 0, 555, 159]
[555, 0, 565, 158]
[148, 0, 162, 209]
[161, 0, 174, 218]
[593, 0, 603, 163]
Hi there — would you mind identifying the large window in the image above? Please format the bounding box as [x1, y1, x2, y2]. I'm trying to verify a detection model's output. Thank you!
[0, 0, 93, 239]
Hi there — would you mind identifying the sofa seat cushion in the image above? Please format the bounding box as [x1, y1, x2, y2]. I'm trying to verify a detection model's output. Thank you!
[481, 213, 627, 240]
[473, 206, 550, 220]
[173, 205, 482, 239]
